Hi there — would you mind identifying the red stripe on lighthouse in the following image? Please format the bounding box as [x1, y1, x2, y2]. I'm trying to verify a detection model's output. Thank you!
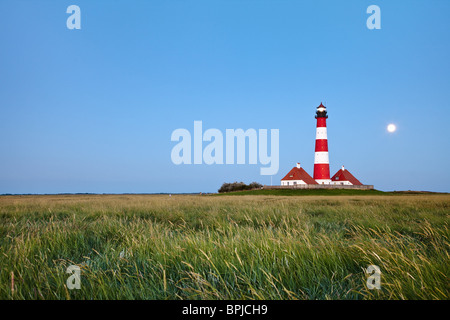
[316, 118, 327, 128]
[315, 139, 328, 152]
[313, 164, 330, 180]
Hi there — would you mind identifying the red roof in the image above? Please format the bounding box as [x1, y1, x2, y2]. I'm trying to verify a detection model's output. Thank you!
[331, 168, 362, 185]
[281, 167, 318, 184]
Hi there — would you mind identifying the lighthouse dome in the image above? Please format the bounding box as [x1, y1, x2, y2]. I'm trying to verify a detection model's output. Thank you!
[315, 102, 328, 119]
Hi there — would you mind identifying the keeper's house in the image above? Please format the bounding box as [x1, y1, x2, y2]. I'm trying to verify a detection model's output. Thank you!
[330, 166, 362, 186]
[281, 163, 317, 186]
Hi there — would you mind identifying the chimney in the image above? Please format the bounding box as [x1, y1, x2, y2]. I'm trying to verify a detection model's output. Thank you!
[296, 162, 301, 169]
[342, 165, 345, 171]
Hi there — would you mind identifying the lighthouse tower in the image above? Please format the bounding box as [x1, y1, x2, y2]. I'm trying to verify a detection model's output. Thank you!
[313, 103, 331, 184]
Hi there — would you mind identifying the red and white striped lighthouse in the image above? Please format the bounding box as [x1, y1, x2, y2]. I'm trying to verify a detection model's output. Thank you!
[313, 103, 331, 184]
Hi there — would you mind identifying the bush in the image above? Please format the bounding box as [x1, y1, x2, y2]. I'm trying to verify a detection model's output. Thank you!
[218, 181, 263, 193]
[248, 182, 263, 190]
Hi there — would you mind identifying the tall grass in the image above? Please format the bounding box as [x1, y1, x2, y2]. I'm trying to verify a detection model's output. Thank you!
[0, 194, 448, 299]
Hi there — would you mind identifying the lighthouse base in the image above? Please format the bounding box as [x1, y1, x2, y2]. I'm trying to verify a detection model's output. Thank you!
[315, 179, 332, 185]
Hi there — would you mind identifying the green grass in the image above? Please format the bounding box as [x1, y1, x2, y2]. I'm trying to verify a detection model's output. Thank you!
[215, 188, 448, 196]
[215, 188, 389, 196]
[0, 194, 448, 300]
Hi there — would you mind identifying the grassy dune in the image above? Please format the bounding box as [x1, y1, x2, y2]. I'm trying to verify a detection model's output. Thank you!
[0, 194, 448, 300]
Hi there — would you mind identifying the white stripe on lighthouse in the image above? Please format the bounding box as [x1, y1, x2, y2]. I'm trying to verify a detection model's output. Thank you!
[316, 127, 328, 140]
[314, 151, 329, 164]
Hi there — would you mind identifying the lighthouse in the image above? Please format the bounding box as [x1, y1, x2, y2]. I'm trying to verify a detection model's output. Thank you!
[313, 103, 331, 184]
[278, 102, 371, 189]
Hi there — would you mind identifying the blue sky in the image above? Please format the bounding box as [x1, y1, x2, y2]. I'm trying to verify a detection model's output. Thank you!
[1, 0, 449, 193]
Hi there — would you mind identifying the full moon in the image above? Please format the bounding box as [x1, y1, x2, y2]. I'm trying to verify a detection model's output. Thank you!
[387, 124, 397, 133]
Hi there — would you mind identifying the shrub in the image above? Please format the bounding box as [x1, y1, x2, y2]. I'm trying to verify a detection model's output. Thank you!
[218, 181, 263, 193]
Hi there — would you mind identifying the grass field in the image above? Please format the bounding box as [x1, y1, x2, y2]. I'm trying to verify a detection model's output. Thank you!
[0, 192, 448, 300]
